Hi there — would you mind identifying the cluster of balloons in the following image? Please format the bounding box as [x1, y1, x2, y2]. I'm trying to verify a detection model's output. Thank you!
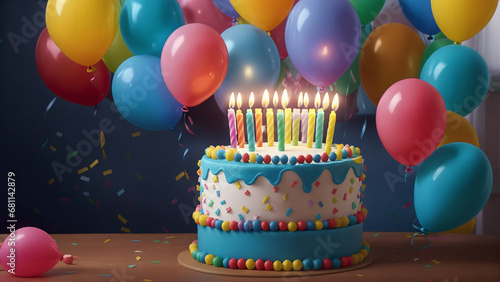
[372, 0, 497, 233]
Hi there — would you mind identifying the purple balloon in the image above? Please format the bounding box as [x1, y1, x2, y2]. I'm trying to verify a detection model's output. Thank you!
[285, 0, 361, 87]
[212, 0, 239, 19]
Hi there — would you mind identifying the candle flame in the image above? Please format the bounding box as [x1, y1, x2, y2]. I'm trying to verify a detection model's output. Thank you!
[229, 92, 235, 109]
[304, 93, 309, 108]
[262, 89, 269, 108]
[237, 92, 242, 109]
[273, 91, 279, 107]
[314, 92, 321, 109]
[281, 89, 289, 109]
[298, 92, 303, 108]
[249, 92, 255, 109]
[332, 93, 339, 111]
[322, 92, 329, 110]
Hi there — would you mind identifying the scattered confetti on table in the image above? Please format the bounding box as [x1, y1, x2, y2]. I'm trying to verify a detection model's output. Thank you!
[72, 243, 79, 246]
[128, 265, 136, 268]
[150, 261, 160, 264]
[132, 132, 141, 137]
[104, 239, 111, 243]
[136, 256, 142, 261]
[48, 178, 55, 185]
[430, 259, 441, 264]
[373, 233, 381, 237]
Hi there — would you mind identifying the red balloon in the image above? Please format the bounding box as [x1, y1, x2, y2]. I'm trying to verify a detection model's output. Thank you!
[376, 78, 447, 167]
[36, 28, 110, 106]
[161, 23, 229, 107]
[177, 0, 233, 34]
[0, 227, 61, 277]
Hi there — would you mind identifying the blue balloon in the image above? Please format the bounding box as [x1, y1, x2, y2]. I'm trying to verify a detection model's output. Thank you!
[414, 143, 492, 232]
[399, 0, 440, 35]
[285, 0, 361, 87]
[420, 44, 489, 117]
[120, 0, 184, 56]
[212, 0, 239, 18]
[112, 55, 183, 131]
[214, 24, 280, 112]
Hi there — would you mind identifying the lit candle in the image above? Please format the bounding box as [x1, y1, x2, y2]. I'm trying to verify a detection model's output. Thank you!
[277, 109, 285, 151]
[255, 91, 263, 147]
[325, 94, 339, 155]
[283, 90, 292, 144]
[315, 92, 325, 149]
[262, 90, 274, 147]
[306, 108, 315, 149]
[292, 107, 300, 146]
[236, 92, 245, 148]
[300, 92, 309, 144]
[228, 93, 237, 148]
[247, 92, 256, 152]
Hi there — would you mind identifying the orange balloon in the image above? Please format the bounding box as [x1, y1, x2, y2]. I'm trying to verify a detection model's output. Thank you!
[230, 0, 294, 31]
[438, 111, 480, 148]
[443, 217, 476, 234]
[359, 23, 425, 105]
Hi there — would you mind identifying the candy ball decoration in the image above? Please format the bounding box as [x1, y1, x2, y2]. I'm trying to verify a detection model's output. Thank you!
[414, 142, 493, 232]
[285, 0, 361, 87]
[0, 227, 72, 277]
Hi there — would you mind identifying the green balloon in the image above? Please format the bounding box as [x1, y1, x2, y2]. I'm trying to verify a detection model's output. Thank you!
[275, 60, 288, 89]
[349, 0, 386, 25]
[434, 31, 448, 41]
[418, 38, 454, 76]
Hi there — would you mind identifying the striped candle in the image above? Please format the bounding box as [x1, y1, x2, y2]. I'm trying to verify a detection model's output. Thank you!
[246, 109, 255, 152]
[255, 108, 263, 147]
[266, 108, 274, 146]
[285, 108, 292, 144]
[325, 94, 339, 154]
[277, 109, 285, 151]
[315, 109, 324, 149]
[306, 108, 315, 148]
[228, 108, 237, 148]
[292, 109, 300, 146]
[236, 93, 245, 148]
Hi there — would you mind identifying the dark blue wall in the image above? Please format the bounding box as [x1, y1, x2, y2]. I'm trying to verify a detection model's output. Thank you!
[0, 0, 416, 233]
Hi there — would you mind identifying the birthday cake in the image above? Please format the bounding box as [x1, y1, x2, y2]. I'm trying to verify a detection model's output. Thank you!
[189, 142, 369, 271]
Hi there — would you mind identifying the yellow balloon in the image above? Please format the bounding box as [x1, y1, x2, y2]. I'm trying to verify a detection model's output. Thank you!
[46, 0, 120, 66]
[102, 1, 133, 73]
[230, 0, 294, 31]
[438, 111, 480, 148]
[431, 0, 499, 43]
[443, 217, 476, 234]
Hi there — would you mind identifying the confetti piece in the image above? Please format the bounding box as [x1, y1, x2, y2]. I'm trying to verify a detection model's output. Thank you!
[308, 200, 314, 207]
[213, 175, 219, 183]
[216, 191, 221, 197]
[77, 167, 88, 174]
[102, 149, 107, 159]
[391, 212, 397, 219]
[286, 208, 293, 217]
[135, 250, 143, 253]
[196, 185, 200, 191]
[332, 188, 337, 195]
[135, 173, 142, 180]
[83, 192, 89, 196]
[184, 170, 190, 181]
[121, 227, 131, 233]
[424, 265, 432, 268]
[104, 180, 111, 186]
[48, 178, 55, 185]
[136, 256, 142, 261]
[332, 197, 338, 204]
[208, 200, 214, 207]
[315, 213, 321, 220]
[332, 208, 338, 214]
[343, 193, 347, 201]
[362, 173, 366, 180]
[273, 186, 279, 193]
[235, 181, 241, 189]
[56, 131, 63, 137]
[118, 214, 127, 224]
[117, 189, 125, 197]
[132, 132, 141, 137]
[226, 207, 232, 213]
[100, 130, 105, 148]
[49, 145, 56, 152]
[244, 190, 250, 196]
[373, 233, 381, 237]
[72, 243, 79, 246]
[266, 204, 272, 211]
[238, 214, 244, 221]
[128, 265, 136, 268]
[101, 274, 112, 277]
[67, 271, 76, 274]
[67, 151, 78, 159]
[104, 239, 111, 243]
[153, 240, 161, 243]
[318, 201, 323, 207]
[215, 208, 220, 216]
[60, 197, 69, 202]
[352, 202, 357, 210]
[241, 206, 249, 214]
[80, 176, 90, 182]
[162, 227, 169, 233]
[350, 178, 355, 184]
[263, 195, 269, 203]
[315, 181, 321, 188]
[357, 274, 364, 277]
[283, 193, 287, 201]
[291, 181, 298, 187]
[220, 200, 226, 205]
[175, 171, 185, 181]
[413, 258, 419, 261]
[349, 186, 353, 194]
[362, 184, 366, 191]
[131, 240, 142, 242]
[430, 259, 441, 264]
[187, 186, 195, 192]
[171, 198, 178, 204]
[163, 241, 170, 244]
[403, 202, 412, 209]
[103, 169, 112, 176]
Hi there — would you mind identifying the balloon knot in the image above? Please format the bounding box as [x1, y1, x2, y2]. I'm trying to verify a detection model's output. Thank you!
[427, 35, 433, 40]
[454, 41, 462, 45]
[420, 228, 429, 235]
[87, 65, 96, 73]
[182, 106, 189, 113]
[62, 254, 74, 265]
[405, 167, 413, 173]
[317, 87, 326, 93]
[232, 17, 237, 23]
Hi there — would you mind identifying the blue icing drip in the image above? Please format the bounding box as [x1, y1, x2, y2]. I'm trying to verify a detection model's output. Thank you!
[201, 156, 363, 193]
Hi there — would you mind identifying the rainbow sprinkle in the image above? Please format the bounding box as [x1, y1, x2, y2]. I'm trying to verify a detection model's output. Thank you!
[263, 195, 269, 203]
[266, 204, 272, 211]
[215, 208, 220, 216]
[241, 206, 249, 214]
[285, 208, 293, 217]
[283, 193, 287, 201]
[235, 181, 241, 189]
[332, 197, 338, 204]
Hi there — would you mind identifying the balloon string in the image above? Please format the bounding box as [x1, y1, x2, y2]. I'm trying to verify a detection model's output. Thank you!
[342, 68, 353, 144]
[176, 107, 197, 166]
[89, 66, 105, 150]
[411, 218, 432, 250]
[42, 97, 57, 148]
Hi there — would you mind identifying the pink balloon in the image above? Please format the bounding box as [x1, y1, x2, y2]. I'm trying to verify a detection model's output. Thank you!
[376, 78, 446, 167]
[270, 0, 299, 60]
[0, 227, 61, 277]
[177, 0, 233, 34]
[161, 23, 229, 107]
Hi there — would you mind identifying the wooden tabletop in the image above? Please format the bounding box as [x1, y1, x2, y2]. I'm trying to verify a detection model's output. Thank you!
[1, 232, 499, 282]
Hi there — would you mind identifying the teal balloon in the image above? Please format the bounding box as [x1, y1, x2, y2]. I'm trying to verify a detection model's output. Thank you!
[213, 24, 280, 112]
[414, 143, 492, 232]
[418, 38, 454, 76]
[112, 55, 183, 131]
[120, 0, 185, 56]
[420, 44, 489, 116]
